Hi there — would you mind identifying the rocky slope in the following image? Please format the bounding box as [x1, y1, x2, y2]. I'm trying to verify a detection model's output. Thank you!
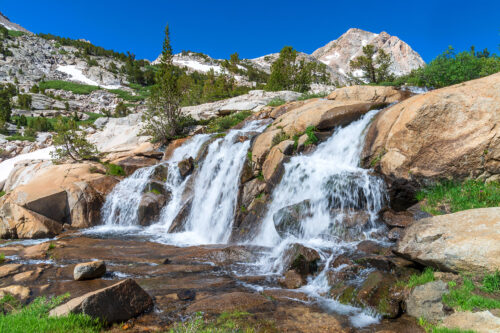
[312, 28, 425, 80]
[0, 11, 30, 33]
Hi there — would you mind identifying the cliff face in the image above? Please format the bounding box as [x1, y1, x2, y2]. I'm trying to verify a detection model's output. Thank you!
[0, 11, 31, 33]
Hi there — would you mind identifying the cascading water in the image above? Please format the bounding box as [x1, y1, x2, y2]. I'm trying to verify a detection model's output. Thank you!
[150, 120, 269, 245]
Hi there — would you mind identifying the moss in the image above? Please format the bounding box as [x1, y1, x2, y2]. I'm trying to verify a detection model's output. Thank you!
[338, 286, 357, 305]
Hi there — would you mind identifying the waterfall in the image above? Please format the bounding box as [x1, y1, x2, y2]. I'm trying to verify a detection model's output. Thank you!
[149, 120, 269, 245]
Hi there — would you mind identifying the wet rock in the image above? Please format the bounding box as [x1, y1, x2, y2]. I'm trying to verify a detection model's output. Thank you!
[262, 139, 293, 184]
[49, 279, 153, 324]
[282, 243, 320, 278]
[178, 157, 194, 178]
[355, 271, 401, 318]
[21, 242, 51, 259]
[381, 209, 414, 228]
[388, 227, 404, 241]
[177, 289, 196, 301]
[406, 202, 432, 221]
[279, 270, 304, 289]
[0, 285, 31, 302]
[150, 164, 168, 182]
[144, 180, 168, 197]
[168, 198, 192, 233]
[113, 155, 158, 176]
[74, 261, 107, 281]
[273, 200, 311, 238]
[230, 197, 268, 243]
[205, 246, 256, 265]
[186, 292, 273, 314]
[406, 280, 448, 322]
[163, 138, 190, 161]
[12, 268, 43, 283]
[240, 178, 266, 208]
[396, 208, 500, 275]
[0, 264, 22, 278]
[162, 258, 171, 264]
[138, 192, 168, 226]
[277, 306, 346, 333]
[442, 310, 500, 333]
[356, 240, 391, 255]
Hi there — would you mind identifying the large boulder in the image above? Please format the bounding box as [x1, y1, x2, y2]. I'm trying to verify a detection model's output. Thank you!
[327, 85, 411, 104]
[137, 192, 168, 226]
[0, 163, 119, 237]
[441, 310, 500, 333]
[396, 207, 500, 275]
[282, 243, 320, 278]
[74, 261, 107, 281]
[49, 279, 154, 324]
[362, 73, 500, 208]
[405, 280, 448, 322]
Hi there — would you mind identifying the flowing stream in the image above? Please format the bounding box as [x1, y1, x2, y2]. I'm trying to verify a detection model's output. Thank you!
[89, 110, 387, 327]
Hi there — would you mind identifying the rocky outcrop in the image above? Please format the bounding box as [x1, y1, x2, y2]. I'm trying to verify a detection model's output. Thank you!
[441, 311, 500, 333]
[312, 28, 425, 82]
[396, 207, 500, 275]
[405, 281, 449, 322]
[74, 261, 107, 281]
[0, 162, 119, 238]
[327, 85, 411, 104]
[362, 73, 500, 208]
[49, 279, 154, 323]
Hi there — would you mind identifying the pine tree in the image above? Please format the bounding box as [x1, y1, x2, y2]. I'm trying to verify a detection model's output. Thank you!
[142, 25, 184, 143]
[349, 45, 394, 83]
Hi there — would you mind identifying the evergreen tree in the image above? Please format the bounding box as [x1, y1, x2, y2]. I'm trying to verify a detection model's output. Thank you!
[349, 45, 393, 83]
[142, 24, 185, 143]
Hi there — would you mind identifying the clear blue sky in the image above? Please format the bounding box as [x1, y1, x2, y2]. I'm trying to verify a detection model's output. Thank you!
[2, 1, 499, 63]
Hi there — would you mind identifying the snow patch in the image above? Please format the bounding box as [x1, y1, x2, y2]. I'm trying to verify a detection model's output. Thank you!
[173, 60, 222, 74]
[0, 147, 54, 183]
[56, 65, 121, 89]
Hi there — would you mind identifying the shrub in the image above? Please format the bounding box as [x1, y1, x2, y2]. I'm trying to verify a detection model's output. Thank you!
[206, 110, 252, 133]
[481, 270, 500, 293]
[6, 134, 35, 142]
[105, 163, 125, 176]
[304, 126, 318, 145]
[0, 191, 5, 198]
[271, 131, 290, 146]
[0, 253, 4, 263]
[416, 180, 500, 215]
[114, 102, 129, 117]
[406, 268, 435, 288]
[267, 97, 286, 107]
[51, 118, 100, 162]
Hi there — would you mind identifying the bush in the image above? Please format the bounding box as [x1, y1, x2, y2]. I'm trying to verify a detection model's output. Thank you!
[0, 294, 102, 333]
[416, 180, 500, 215]
[206, 110, 253, 133]
[39, 81, 100, 95]
[481, 270, 500, 293]
[267, 97, 286, 107]
[304, 126, 318, 145]
[105, 163, 125, 176]
[114, 102, 128, 117]
[51, 118, 100, 162]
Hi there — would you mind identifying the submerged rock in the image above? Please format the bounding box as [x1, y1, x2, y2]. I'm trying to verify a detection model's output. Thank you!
[178, 157, 194, 178]
[273, 201, 311, 238]
[74, 261, 106, 281]
[49, 279, 153, 323]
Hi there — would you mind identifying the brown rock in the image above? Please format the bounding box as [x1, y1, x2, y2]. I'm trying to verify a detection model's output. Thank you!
[137, 192, 168, 226]
[327, 85, 410, 104]
[112, 155, 158, 176]
[262, 139, 293, 183]
[0, 285, 31, 302]
[382, 209, 414, 228]
[0, 264, 22, 278]
[186, 292, 273, 314]
[49, 279, 153, 323]
[279, 270, 304, 289]
[282, 243, 320, 277]
[73, 260, 107, 281]
[21, 242, 51, 259]
[178, 157, 194, 178]
[441, 310, 500, 333]
[163, 137, 189, 161]
[362, 73, 500, 207]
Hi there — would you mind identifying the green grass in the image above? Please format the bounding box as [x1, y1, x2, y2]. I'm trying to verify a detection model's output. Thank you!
[418, 317, 475, 333]
[107, 89, 145, 102]
[7, 30, 25, 38]
[297, 92, 328, 101]
[0, 253, 5, 264]
[104, 163, 125, 176]
[267, 97, 286, 107]
[0, 294, 102, 333]
[443, 278, 500, 311]
[406, 268, 435, 288]
[39, 81, 101, 95]
[481, 270, 500, 293]
[0, 191, 5, 198]
[271, 131, 290, 146]
[206, 111, 253, 133]
[416, 180, 500, 215]
[168, 311, 275, 333]
[6, 134, 35, 142]
[304, 126, 318, 145]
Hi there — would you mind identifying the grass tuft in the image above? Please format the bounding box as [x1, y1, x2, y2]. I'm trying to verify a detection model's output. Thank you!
[206, 111, 253, 133]
[442, 277, 500, 311]
[481, 270, 500, 293]
[416, 180, 500, 215]
[406, 268, 435, 288]
[104, 163, 125, 177]
[0, 294, 102, 333]
[267, 97, 286, 107]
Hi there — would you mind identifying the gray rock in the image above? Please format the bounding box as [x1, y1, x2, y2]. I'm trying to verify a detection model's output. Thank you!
[49, 279, 153, 324]
[406, 280, 448, 322]
[442, 310, 500, 333]
[73, 261, 106, 281]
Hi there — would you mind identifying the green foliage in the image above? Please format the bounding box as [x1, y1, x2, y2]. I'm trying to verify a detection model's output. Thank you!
[481, 270, 500, 293]
[416, 180, 500, 215]
[349, 45, 394, 84]
[108, 89, 145, 102]
[51, 117, 100, 162]
[406, 268, 435, 288]
[7, 30, 25, 38]
[271, 131, 290, 146]
[297, 92, 328, 101]
[17, 94, 32, 110]
[0, 252, 4, 263]
[266, 46, 329, 93]
[6, 134, 35, 142]
[304, 126, 318, 145]
[443, 277, 500, 311]
[114, 102, 129, 118]
[267, 97, 286, 107]
[206, 111, 253, 133]
[400, 46, 500, 88]
[39, 81, 100, 95]
[48, 243, 56, 250]
[0, 83, 16, 123]
[105, 163, 125, 176]
[0, 294, 102, 333]
[418, 317, 475, 333]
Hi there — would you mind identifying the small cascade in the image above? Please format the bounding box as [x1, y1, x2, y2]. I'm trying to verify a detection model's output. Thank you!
[151, 120, 269, 245]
